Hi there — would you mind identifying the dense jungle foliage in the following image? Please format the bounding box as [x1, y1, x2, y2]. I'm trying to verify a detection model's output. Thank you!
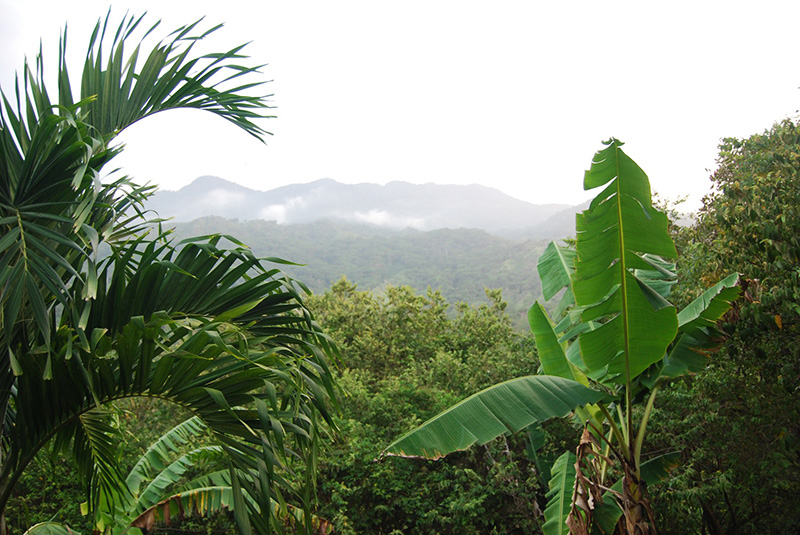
[17, 119, 800, 535]
[4, 12, 800, 535]
[307, 282, 547, 534]
[172, 218, 547, 329]
[646, 119, 800, 534]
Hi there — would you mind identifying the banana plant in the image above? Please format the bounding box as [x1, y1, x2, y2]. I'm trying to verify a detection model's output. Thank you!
[28, 416, 333, 535]
[95, 415, 235, 535]
[384, 139, 740, 535]
[108, 416, 332, 535]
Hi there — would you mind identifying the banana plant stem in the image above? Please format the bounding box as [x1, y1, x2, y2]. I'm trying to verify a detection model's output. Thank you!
[634, 383, 660, 478]
[598, 402, 630, 460]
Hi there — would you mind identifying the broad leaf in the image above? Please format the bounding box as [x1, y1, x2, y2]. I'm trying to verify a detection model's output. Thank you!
[135, 446, 225, 514]
[528, 303, 575, 380]
[677, 272, 740, 331]
[634, 254, 678, 300]
[538, 241, 577, 316]
[23, 523, 80, 535]
[662, 273, 740, 377]
[125, 416, 209, 497]
[542, 451, 576, 535]
[383, 376, 605, 459]
[574, 139, 679, 383]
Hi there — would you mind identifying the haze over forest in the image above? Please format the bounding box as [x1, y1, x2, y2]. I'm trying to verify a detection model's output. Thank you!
[148, 176, 586, 326]
[148, 175, 585, 237]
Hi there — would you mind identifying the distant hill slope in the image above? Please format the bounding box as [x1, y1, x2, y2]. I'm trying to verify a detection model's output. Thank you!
[148, 176, 582, 238]
[171, 217, 552, 328]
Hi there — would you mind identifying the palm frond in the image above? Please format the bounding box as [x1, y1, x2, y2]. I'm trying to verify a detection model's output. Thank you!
[71, 13, 274, 140]
[0, 12, 334, 535]
[4, 233, 337, 533]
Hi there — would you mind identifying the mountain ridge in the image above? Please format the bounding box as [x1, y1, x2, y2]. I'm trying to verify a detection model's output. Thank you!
[147, 176, 584, 238]
[171, 216, 549, 328]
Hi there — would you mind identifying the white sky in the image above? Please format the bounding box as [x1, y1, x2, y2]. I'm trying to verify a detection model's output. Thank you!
[2, 1, 799, 210]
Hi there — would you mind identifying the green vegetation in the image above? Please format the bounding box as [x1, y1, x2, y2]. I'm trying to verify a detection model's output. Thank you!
[2, 9, 800, 535]
[384, 139, 739, 535]
[646, 119, 800, 534]
[172, 219, 548, 329]
[308, 280, 547, 534]
[0, 13, 337, 535]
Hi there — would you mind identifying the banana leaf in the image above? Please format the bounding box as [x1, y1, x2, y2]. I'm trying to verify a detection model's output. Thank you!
[542, 451, 576, 535]
[574, 139, 679, 383]
[383, 376, 605, 459]
[661, 273, 740, 377]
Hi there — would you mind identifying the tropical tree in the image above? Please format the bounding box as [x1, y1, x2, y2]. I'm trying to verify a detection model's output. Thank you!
[309, 280, 543, 534]
[0, 12, 337, 535]
[646, 119, 800, 534]
[384, 139, 740, 535]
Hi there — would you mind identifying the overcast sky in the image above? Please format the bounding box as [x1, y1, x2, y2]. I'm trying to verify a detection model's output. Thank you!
[2, 1, 799, 210]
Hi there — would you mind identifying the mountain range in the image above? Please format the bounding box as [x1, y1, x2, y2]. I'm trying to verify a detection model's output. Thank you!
[146, 176, 585, 238]
[169, 217, 547, 328]
[146, 177, 588, 327]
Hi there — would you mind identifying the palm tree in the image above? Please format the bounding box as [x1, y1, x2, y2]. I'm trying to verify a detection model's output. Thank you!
[0, 12, 338, 535]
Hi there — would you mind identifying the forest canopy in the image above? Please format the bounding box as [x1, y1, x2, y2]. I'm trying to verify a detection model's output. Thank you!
[2, 10, 799, 535]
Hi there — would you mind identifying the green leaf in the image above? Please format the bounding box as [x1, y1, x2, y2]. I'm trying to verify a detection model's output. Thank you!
[677, 273, 740, 331]
[75, 408, 130, 515]
[383, 376, 605, 459]
[662, 273, 740, 377]
[634, 254, 678, 300]
[8, 347, 23, 376]
[528, 303, 577, 381]
[23, 523, 80, 535]
[125, 416, 209, 496]
[542, 451, 576, 535]
[573, 139, 679, 383]
[135, 446, 225, 514]
[524, 425, 548, 480]
[538, 242, 576, 302]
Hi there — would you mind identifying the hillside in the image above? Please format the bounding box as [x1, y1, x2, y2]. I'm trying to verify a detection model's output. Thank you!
[153, 177, 584, 327]
[171, 217, 551, 327]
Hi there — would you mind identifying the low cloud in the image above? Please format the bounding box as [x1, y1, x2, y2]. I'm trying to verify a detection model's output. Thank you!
[259, 196, 306, 224]
[204, 188, 247, 207]
[260, 204, 287, 223]
[352, 209, 428, 229]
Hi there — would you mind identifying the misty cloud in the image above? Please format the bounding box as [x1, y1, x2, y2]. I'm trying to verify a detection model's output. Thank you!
[352, 209, 428, 229]
[206, 189, 247, 207]
[259, 196, 306, 224]
[147, 177, 577, 238]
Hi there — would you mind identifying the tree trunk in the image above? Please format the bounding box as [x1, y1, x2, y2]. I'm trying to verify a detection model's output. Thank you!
[701, 499, 724, 535]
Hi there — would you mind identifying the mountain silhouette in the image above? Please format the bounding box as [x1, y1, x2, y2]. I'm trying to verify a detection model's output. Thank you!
[147, 176, 583, 238]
